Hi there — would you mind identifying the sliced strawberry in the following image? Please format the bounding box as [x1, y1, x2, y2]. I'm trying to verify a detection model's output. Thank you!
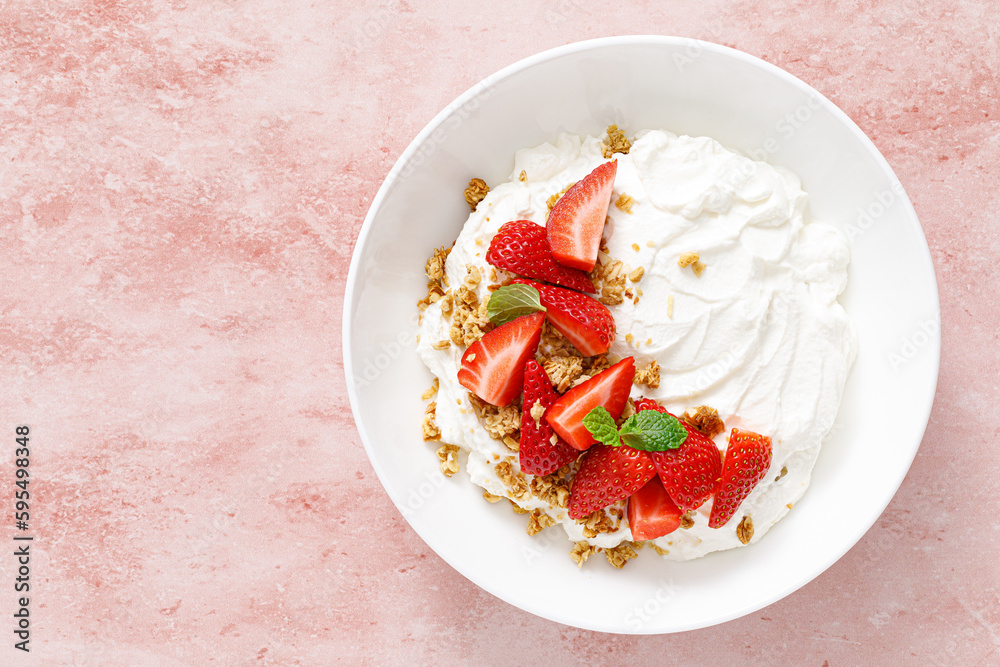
[519, 360, 579, 475]
[511, 279, 615, 356]
[567, 444, 657, 520]
[630, 397, 723, 512]
[546, 161, 617, 271]
[650, 426, 722, 512]
[708, 428, 773, 528]
[633, 397, 665, 414]
[457, 312, 544, 407]
[486, 220, 596, 293]
[627, 475, 683, 541]
[545, 357, 635, 451]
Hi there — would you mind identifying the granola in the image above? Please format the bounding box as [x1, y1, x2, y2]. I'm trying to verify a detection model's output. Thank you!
[633, 360, 660, 389]
[436, 444, 460, 477]
[570, 541, 597, 567]
[736, 516, 754, 545]
[602, 124, 631, 158]
[526, 509, 557, 536]
[682, 405, 725, 439]
[604, 542, 639, 569]
[464, 177, 489, 210]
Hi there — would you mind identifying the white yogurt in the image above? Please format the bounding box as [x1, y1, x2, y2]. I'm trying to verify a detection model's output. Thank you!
[417, 130, 855, 560]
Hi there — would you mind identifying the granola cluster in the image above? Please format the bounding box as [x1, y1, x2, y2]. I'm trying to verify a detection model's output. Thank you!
[577, 503, 624, 539]
[417, 245, 451, 314]
[468, 392, 521, 449]
[614, 193, 634, 214]
[604, 542, 639, 569]
[526, 509, 557, 536]
[494, 459, 531, 502]
[602, 124, 631, 158]
[464, 177, 489, 210]
[736, 516, 754, 545]
[682, 405, 725, 439]
[678, 251, 707, 277]
[633, 360, 660, 389]
[529, 469, 572, 509]
[436, 444, 460, 477]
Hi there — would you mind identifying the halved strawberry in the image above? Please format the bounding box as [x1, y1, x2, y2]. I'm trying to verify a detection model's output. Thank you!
[486, 220, 596, 293]
[708, 428, 773, 528]
[567, 444, 656, 520]
[545, 357, 635, 451]
[627, 475, 683, 541]
[519, 360, 579, 476]
[546, 161, 617, 271]
[630, 397, 723, 512]
[457, 312, 544, 407]
[511, 279, 615, 356]
[651, 427, 722, 513]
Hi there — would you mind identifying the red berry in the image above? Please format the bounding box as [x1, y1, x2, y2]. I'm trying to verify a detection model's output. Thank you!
[567, 444, 656, 520]
[545, 357, 635, 451]
[650, 426, 722, 513]
[708, 428, 773, 528]
[511, 278, 615, 356]
[546, 161, 617, 271]
[519, 360, 579, 476]
[627, 475, 683, 541]
[457, 312, 544, 407]
[486, 220, 596, 293]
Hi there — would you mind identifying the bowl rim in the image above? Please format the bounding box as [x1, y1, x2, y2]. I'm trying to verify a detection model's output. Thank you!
[342, 34, 941, 633]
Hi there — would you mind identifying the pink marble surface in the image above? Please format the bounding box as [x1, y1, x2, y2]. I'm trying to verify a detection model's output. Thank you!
[1, 0, 997, 664]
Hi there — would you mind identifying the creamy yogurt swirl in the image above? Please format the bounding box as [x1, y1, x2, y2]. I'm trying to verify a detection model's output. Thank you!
[417, 130, 855, 560]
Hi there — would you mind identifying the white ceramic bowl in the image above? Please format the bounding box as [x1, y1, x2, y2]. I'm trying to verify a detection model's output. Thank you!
[343, 36, 939, 633]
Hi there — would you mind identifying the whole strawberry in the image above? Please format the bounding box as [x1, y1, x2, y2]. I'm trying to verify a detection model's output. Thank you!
[519, 360, 579, 476]
[486, 220, 596, 293]
[708, 428, 772, 528]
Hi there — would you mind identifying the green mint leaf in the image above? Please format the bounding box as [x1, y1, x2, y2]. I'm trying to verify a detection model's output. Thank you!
[582, 406, 620, 447]
[620, 410, 689, 452]
[486, 283, 545, 326]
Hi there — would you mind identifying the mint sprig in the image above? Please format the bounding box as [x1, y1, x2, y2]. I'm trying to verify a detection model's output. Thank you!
[486, 283, 546, 326]
[583, 406, 688, 452]
[582, 407, 619, 448]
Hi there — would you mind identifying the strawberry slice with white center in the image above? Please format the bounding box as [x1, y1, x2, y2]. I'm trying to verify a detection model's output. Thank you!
[511, 278, 615, 356]
[457, 312, 544, 407]
[518, 360, 579, 476]
[546, 160, 617, 271]
[627, 474, 683, 541]
[486, 220, 596, 293]
[708, 428, 773, 528]
[545, 357, 635, 451]
[568, 443, 657, 520]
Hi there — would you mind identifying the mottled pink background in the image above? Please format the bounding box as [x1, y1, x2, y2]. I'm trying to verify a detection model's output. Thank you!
[0, 0, 996, 664]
